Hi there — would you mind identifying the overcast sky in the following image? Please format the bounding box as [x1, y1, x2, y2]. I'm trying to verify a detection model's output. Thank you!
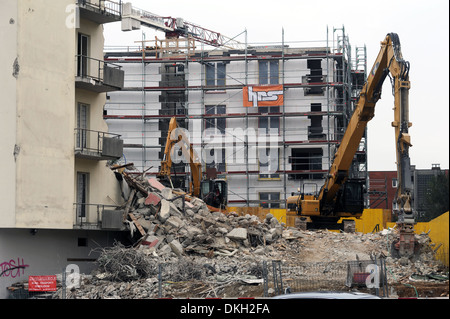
[104, 0, 449, 171]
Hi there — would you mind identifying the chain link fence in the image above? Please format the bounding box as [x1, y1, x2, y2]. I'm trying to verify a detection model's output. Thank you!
[262, 258, 389, 298]
[6, 257, 389, 299]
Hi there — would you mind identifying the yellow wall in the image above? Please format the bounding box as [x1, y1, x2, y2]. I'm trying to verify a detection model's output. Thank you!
[345, 209, 391, 234]
[228, 207, 448, 266]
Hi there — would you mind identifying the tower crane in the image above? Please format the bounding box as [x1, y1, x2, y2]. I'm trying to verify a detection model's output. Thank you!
[121, 2, 244, 50]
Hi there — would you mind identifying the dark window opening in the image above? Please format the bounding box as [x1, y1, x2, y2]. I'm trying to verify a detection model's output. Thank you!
[305, 59, 323, 95]
[260, 192, 280, 208]
[78, 238, 88, 247]
[308, 103, 325, 139]
[289, 148, 323, 180]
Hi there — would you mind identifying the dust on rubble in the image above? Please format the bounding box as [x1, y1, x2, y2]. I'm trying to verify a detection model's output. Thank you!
[48, 171, 448, 299]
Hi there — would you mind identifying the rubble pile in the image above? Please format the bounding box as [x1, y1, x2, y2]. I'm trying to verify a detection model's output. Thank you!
[51, 171, 447, 298]
[117, 174, 287, 258]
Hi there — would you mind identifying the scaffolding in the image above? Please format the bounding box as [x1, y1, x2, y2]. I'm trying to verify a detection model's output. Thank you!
[103, 26, 367, 208]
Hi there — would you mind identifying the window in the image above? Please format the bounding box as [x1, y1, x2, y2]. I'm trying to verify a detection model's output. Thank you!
[259, 106, 279, 179]
[305, 59, 324, 95]
[76, 103, 89, 149]
[289, 148, 323, 180]
[206, 62, 226, 87]
[77, 33, 89, 77]
[392, 178, 398, 188]
[259, 60, 279, 85]
[308, 103, 325, 139]
[259, 148, 280, 179]
[259, 106, 280, 133]
[392, 200, 398, 211]
[78, 238, 88, 247]
[76, 172, 89, 221]
[260, 192, 280, 208]
[205, 105, 226, 172]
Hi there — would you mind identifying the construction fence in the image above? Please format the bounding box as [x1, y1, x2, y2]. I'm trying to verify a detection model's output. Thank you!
[7, 258, 389, 299]
[264, 258, 389, 298]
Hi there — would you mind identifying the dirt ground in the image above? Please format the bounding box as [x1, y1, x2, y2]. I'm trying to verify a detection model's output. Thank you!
[390, 282, 449, 298]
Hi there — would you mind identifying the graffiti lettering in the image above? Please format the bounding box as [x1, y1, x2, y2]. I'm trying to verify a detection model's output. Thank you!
[0, 258, 29, 278]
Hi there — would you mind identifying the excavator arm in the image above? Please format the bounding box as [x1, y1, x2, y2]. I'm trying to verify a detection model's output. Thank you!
[318, 33, 413, 226]
[159, 117, 202, 197]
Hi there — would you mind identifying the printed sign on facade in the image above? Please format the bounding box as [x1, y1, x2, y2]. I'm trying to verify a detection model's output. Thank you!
[243, 85, 284, 107]
[28, 275, 57, 292]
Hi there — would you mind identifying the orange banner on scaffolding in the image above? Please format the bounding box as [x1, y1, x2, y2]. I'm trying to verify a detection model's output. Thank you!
[243, 85, 284, 107]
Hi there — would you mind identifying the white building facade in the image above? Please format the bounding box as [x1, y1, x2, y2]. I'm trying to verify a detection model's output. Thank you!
[104, 30, 368, 208]
[0, 0, 126, 298]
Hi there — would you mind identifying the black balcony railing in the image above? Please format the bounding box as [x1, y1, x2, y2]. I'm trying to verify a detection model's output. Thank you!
[75, 128, 123, 160]
[77, 0, 122, 18]
[74, 203, 123, 229]
[76, 55, 124, 92]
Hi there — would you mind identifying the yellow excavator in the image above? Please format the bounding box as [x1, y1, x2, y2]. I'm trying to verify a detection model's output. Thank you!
[158, 117, 228, 211]
[287, 33, 416, 257]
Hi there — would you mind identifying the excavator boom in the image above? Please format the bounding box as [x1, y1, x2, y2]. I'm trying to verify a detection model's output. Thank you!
[289, 33, 415, 257]
[319, 33, 412, 219]
[159, 117, 202, 197]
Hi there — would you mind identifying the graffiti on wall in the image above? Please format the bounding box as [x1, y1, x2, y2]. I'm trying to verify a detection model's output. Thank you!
[0, 258, 29, 278]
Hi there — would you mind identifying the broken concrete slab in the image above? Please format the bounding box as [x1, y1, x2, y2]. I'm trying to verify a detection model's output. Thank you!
[148, 178, 166, 191]
[142, 235, 161, 249]
[282, 229, 304, 240]
[160, 188, 173, 200]
[136, 217, 155, 233]
[166, 216, 184, 229]
[169, 240, 184, 257]
[145, 192, 161, 206]
[226, 228, 248, 241]
[185, 226, 202, 238]
[159, 199, 171, 223]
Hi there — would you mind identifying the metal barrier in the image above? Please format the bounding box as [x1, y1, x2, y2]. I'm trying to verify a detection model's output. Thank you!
[77, 0, 122, 17]
[263, 258, 389, 298]
[74, 128, 122, 159]
[73, 203, 120, 229]
[76, 54, 123, 84]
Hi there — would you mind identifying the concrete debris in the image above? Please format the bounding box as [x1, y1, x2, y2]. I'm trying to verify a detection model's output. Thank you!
[226, 228, 248, 241]
[48, 170, 447, 299]
[112, 172, 291, 258]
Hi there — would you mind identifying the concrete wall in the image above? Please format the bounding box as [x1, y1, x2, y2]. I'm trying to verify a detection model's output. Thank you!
[0, 0, 18, 228]
[1, 1, 124, 229]
[0, 0, 76, 229]
[0, 228, 126, 299]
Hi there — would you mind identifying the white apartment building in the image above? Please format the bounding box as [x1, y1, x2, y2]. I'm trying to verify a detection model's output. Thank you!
[0, 0, 126, 298]
[104, 29, 368, 209]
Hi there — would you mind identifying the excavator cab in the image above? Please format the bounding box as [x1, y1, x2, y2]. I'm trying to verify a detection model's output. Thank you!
[336, 179, 365, 215]
[200, 179, 228, 209]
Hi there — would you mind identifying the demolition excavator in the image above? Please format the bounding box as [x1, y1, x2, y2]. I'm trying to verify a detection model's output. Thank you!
[158, 117, 228, 211]
[287, 33, 416, 257]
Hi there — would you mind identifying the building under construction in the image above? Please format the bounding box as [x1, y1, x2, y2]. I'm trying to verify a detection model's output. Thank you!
[104, 16, 368, 208]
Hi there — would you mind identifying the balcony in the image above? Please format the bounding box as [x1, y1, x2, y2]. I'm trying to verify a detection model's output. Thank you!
[76, 55, 124, 92]
[75, 128, 123, 160]
[74, 203, 125, 230]
[77, 0, 122, 24]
